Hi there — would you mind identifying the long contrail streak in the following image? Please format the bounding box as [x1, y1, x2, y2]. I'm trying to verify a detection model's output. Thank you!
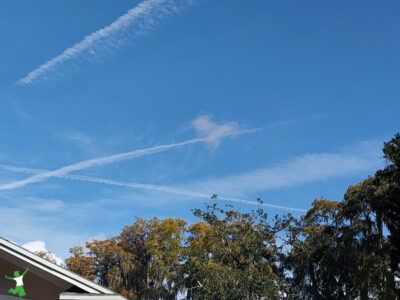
[0, 164, 306, 212]
[18, 0, 191, 85]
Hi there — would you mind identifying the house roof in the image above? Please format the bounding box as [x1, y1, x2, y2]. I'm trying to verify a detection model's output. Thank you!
[0, 237, 127, 300]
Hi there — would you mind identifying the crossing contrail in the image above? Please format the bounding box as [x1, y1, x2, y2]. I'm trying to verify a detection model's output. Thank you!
[0, 126, 259, 191]
[0, 138, 203, 190]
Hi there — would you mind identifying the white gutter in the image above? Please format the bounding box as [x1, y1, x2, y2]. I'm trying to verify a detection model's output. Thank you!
[60, 293, 127, 300]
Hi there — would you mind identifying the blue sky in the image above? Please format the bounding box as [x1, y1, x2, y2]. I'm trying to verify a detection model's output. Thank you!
[0, 0, 399, 259]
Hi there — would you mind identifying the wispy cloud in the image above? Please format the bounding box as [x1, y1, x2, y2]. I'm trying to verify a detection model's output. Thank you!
[17, 0, 193, 85]
[64, 132, 102, 155]
[0, 164, 304, 212]
[192, 115, 261, 149]
[0, 116, 257, 190]
[181, 141, 384, 197]
[66, 132, 93, 147]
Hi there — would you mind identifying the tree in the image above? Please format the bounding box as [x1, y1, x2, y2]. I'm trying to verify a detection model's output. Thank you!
[374, 133, 400, 285]
[36, 250, 61, 266]
[65, 246, 96, 281]
[343, 179, 396, 299]
[283, 198, 361, 300]
[183, 203, 281, 299]
[67, 217, 187, 300]
[146, 218, 187, 299]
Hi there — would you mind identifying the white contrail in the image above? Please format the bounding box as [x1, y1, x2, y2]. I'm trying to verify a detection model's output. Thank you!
[0, 164, 306, 212]
[0, 128, 258, 191]
[18, 0, 190, 85]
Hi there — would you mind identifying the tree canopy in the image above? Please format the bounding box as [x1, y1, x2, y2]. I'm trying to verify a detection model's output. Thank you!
[66, 133, 400, 299]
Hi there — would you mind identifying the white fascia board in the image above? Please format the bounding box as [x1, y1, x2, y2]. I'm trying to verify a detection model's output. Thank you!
[60, 293, 127, 300]
[0, 237, 113, 295]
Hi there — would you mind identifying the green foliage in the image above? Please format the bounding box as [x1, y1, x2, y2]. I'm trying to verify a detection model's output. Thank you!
[375, 133, 400, 282]
[282, 198, 361, 299]
[358, 255, 396, 299]
[91, 217, 186, 299]
[280, 133, 400, 299]
[183, 203, 281, 299]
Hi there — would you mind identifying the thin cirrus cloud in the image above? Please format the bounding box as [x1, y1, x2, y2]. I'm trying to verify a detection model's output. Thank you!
[192, 115, 262, 148]
[179, 141, 384, 197]
[0, 116, 258, 191]
[17, 0, 193, 85]
[193, 115, 241, 149]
